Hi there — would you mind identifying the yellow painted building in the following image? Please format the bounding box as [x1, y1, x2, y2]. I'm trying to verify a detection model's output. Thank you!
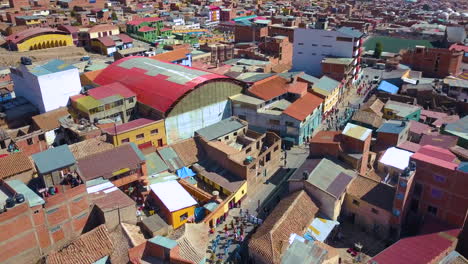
[170, 205, 196, 229]
[105, 118, 167, 147]
[8, 30, 73, 52]
[312, 76, 342, 114]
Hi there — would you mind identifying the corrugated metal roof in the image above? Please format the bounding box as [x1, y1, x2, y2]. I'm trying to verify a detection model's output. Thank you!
[30, 59, 76, 76]
[337, 27, 363, 38]
[7, 179, 45, 207]
[312, 76, 340, 95]
[76, 96, 102, 111]
[195, 117, 246, 141]
[145, 152, 169, 175]
[32, 145, 76, 174]
[93, 56, 228, 114]
[342, 123, 372, 141]
[148, 236, 178, 249]
[230, 94, 265, 105]
[377, 120, 408, 134]
[305, 159, 355, 198]
[281, 239, 327, 264]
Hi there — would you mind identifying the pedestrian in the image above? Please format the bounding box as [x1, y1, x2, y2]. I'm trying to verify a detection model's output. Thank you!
[224, 224, 228, 233]
[239, 208, 243, 217]
[230, 219, 234, 229]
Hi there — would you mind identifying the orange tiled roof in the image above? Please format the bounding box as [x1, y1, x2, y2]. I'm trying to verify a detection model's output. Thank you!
[248, 75, 288, 101]
[46, 225, 113, 264]
[283, 92, 323, 121]
[249, 190, 318, 264]
[150, 48, 191, 63]
[0, 152, 33, 179]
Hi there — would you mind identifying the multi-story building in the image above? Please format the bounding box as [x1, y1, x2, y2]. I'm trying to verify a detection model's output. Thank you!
[102, 118, 167, 148]
[401, 46, 463, 78]
[310, 76, 342, 115]
[200, 43, 234, 64]
[5, 28, 74, 52]
[78, 24, 120, 47]
[383, 100, 421, 121]
[407, 145, 468, 228]
[10, 59, 81, 113]
[292, 26, 363, 80]
[0, 178, 90, 264]
[126, 17, 171, 43]
[69, 82, 137, 123]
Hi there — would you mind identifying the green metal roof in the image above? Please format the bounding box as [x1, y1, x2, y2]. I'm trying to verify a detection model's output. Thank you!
[229, 94, 265, 105]
[6, 179, 45, 207]
[92, 256, 109, 264]
[149, 236, 178, 249]
[313, 76, 340, 95]
[147, 172, 178, 184]
[31, 145, 76, 174]
[445, 116, 468, 140]
[145, 152, 169, 175]
[129, 142, 146, 161]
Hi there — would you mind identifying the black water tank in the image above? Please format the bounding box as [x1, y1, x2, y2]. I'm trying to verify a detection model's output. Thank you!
[5, 197, 15, 208]
[20, 57, 32, 65]
[15, 193, 25, 203]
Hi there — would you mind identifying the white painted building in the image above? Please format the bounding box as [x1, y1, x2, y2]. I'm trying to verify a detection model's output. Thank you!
[292, 27, 364, 77]
[10, 59, 82, 113]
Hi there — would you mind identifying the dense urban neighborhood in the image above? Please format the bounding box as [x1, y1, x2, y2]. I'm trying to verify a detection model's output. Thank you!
[0, 0, 467, 263]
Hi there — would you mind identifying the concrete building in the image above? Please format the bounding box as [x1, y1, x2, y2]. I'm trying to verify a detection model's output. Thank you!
[196, 117, 282, 184]
[102, 118, 167, 148]
[292, 27, 363, 79]
[289, 158, 356, 220]
[90, 34, 134, 56]
[375, 120, 410, 152]
[408, 145, 468, 227]
[92, 56, 245, 144]
[69, 82, 137, 123]
[5, 28, 73, 52]
[400, 46, 463, 78]
[10, 59, 81, 114]
[383, 100, 422, 121]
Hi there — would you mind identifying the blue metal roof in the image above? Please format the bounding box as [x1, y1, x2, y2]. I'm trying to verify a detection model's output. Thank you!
[377, 120, 408, 134]
[377, 80, 399, 94]
[30, 59, 76, 76]
[337, 27, 363, 38]
[149, 236, 178, 249]
[31, 145, 76, 174]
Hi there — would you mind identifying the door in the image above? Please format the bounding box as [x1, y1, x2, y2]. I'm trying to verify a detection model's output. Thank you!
[157, 139, 163, 147]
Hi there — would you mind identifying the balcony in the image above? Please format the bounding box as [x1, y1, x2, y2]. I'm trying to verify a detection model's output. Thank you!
[112, 173, 140, 187]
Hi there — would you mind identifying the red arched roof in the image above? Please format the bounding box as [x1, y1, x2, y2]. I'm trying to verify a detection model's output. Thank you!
[93, 56, 229, 114]
[6, 27, 68, 44]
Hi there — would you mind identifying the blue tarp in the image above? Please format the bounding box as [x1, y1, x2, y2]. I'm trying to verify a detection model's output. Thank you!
[377, 80, 399, 94]
[176, 167, 196, 178]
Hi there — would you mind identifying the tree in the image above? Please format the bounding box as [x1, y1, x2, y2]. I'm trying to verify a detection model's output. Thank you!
[423, 4, 431, 11]
[111, 11, 118, 21]
[70, 10, 76, 17]
[374, 41, 383, 59]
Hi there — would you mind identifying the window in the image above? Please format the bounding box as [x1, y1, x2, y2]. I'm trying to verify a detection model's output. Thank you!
[298, 42, 304, 45]
[274, 146, 279, 152]
[27, 138, 33, 145]
[371, 208, 379, 214]
[266, 152, 271, 162]
[298, 52, 303, 54]
[136, 133, 144, 140]
[396, 192, 404, 200]
[38, 134, 45, 141]
[246, 147, 252, 153]
[238, 115, 246, 120]
[224, 135, 229, 140]
[336, 37, 353, 42]
[256, 141, 260, 149]
[427, 205, 438, 216]
[322, 45, 332, 47]
[352, 199, 360, 206]
[269, 119, 280, 125]
[434, 175, 445, 183]
[34, 210, 40, 214]
[311, 44, 318, 46]
[285, 121, 294, 127]
[121, 138, 130, 143]
[234, 132, 238, 136]
[151, 129, 159, 135]
[180, 212, 188, 221]
[431, 188, 443, 199]
[413, 183, 423, 198]
[312, 53, 316, 55]
[127, 97, 134, 103]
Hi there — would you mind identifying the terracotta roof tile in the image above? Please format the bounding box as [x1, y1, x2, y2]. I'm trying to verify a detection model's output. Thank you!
[32, 107, 69, 132]
[171, 138, 203, 166]
[0, 152, 33, 179]
[283, 93, 323, 121]
[69, 137, 114, 160]
[249, 190, 318, 264]
[46, 225, 114, 264]
[248, 75, 288, 101]
[150, 48, 191, 63]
